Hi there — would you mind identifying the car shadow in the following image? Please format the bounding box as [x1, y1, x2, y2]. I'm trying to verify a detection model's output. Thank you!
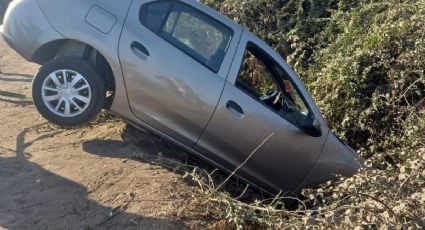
[83, 125, 190, 164]
[0, 123, 189, 230]
[83, 125, 265, 202]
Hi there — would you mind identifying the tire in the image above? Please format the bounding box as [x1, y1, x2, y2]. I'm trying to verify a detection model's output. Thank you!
[32, 57, 105, 127]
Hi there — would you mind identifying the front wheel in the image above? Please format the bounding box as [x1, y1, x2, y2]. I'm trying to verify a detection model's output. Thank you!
[32, 57, 106, 127]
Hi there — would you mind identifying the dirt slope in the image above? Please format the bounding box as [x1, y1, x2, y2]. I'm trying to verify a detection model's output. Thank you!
[0, 38, 204, 230]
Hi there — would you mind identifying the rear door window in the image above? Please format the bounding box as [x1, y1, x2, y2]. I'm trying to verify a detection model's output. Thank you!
[140, 1, 233, 73]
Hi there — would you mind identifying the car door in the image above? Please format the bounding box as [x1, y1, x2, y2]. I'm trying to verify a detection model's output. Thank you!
[118, 0, 242, 147]
[196, 31, 330, 193]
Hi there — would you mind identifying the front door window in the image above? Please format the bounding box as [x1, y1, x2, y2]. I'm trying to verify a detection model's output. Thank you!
[236, 43, 311, 126]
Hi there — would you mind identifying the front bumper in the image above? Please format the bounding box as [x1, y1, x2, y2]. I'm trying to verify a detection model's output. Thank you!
[299, 132, 364, 189]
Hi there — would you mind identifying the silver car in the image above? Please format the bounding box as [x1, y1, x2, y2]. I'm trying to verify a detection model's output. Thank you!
[1, 0, 362, 195]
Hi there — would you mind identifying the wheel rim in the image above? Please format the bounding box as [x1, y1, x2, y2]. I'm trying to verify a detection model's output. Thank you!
[41, 69, 92, 118]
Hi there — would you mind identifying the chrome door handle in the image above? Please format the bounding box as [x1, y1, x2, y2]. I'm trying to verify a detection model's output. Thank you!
[131, 41, 150, 56]
[226, 100, 244, 117]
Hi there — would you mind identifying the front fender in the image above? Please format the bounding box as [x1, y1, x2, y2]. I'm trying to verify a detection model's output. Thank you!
[298, 132, 363, 189]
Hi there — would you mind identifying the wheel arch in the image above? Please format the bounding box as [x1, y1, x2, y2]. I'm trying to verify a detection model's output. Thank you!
[31, 39, 116, 109]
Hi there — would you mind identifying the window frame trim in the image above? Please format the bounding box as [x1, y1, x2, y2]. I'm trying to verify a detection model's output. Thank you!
[139, 0, 235, 73]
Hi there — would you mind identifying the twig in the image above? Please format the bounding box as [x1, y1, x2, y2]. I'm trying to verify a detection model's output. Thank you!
[235, 184, 250, 200]
[397, 169, 418, 195]
[399, 78, 424, 105]
[357, 192, 401, 223]
[129, 218, 138, 225]
[96, 203, 130, 226]
[270, 190, 283, 206]
[215, 133, 275, 191]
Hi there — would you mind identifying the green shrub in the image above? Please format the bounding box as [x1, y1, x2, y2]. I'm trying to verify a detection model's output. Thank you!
[306, 0, 425, 163]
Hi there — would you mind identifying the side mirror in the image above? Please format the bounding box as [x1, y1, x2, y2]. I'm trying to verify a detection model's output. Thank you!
[301, 114, 322, 137]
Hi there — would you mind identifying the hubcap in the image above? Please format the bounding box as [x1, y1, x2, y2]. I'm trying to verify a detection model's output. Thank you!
[41, 69, 92, 118]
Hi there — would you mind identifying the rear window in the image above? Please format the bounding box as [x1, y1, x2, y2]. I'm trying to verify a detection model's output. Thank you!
[140, 1, 233, 73]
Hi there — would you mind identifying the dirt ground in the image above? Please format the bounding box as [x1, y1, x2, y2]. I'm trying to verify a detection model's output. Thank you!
[0, 38, 211, 229]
